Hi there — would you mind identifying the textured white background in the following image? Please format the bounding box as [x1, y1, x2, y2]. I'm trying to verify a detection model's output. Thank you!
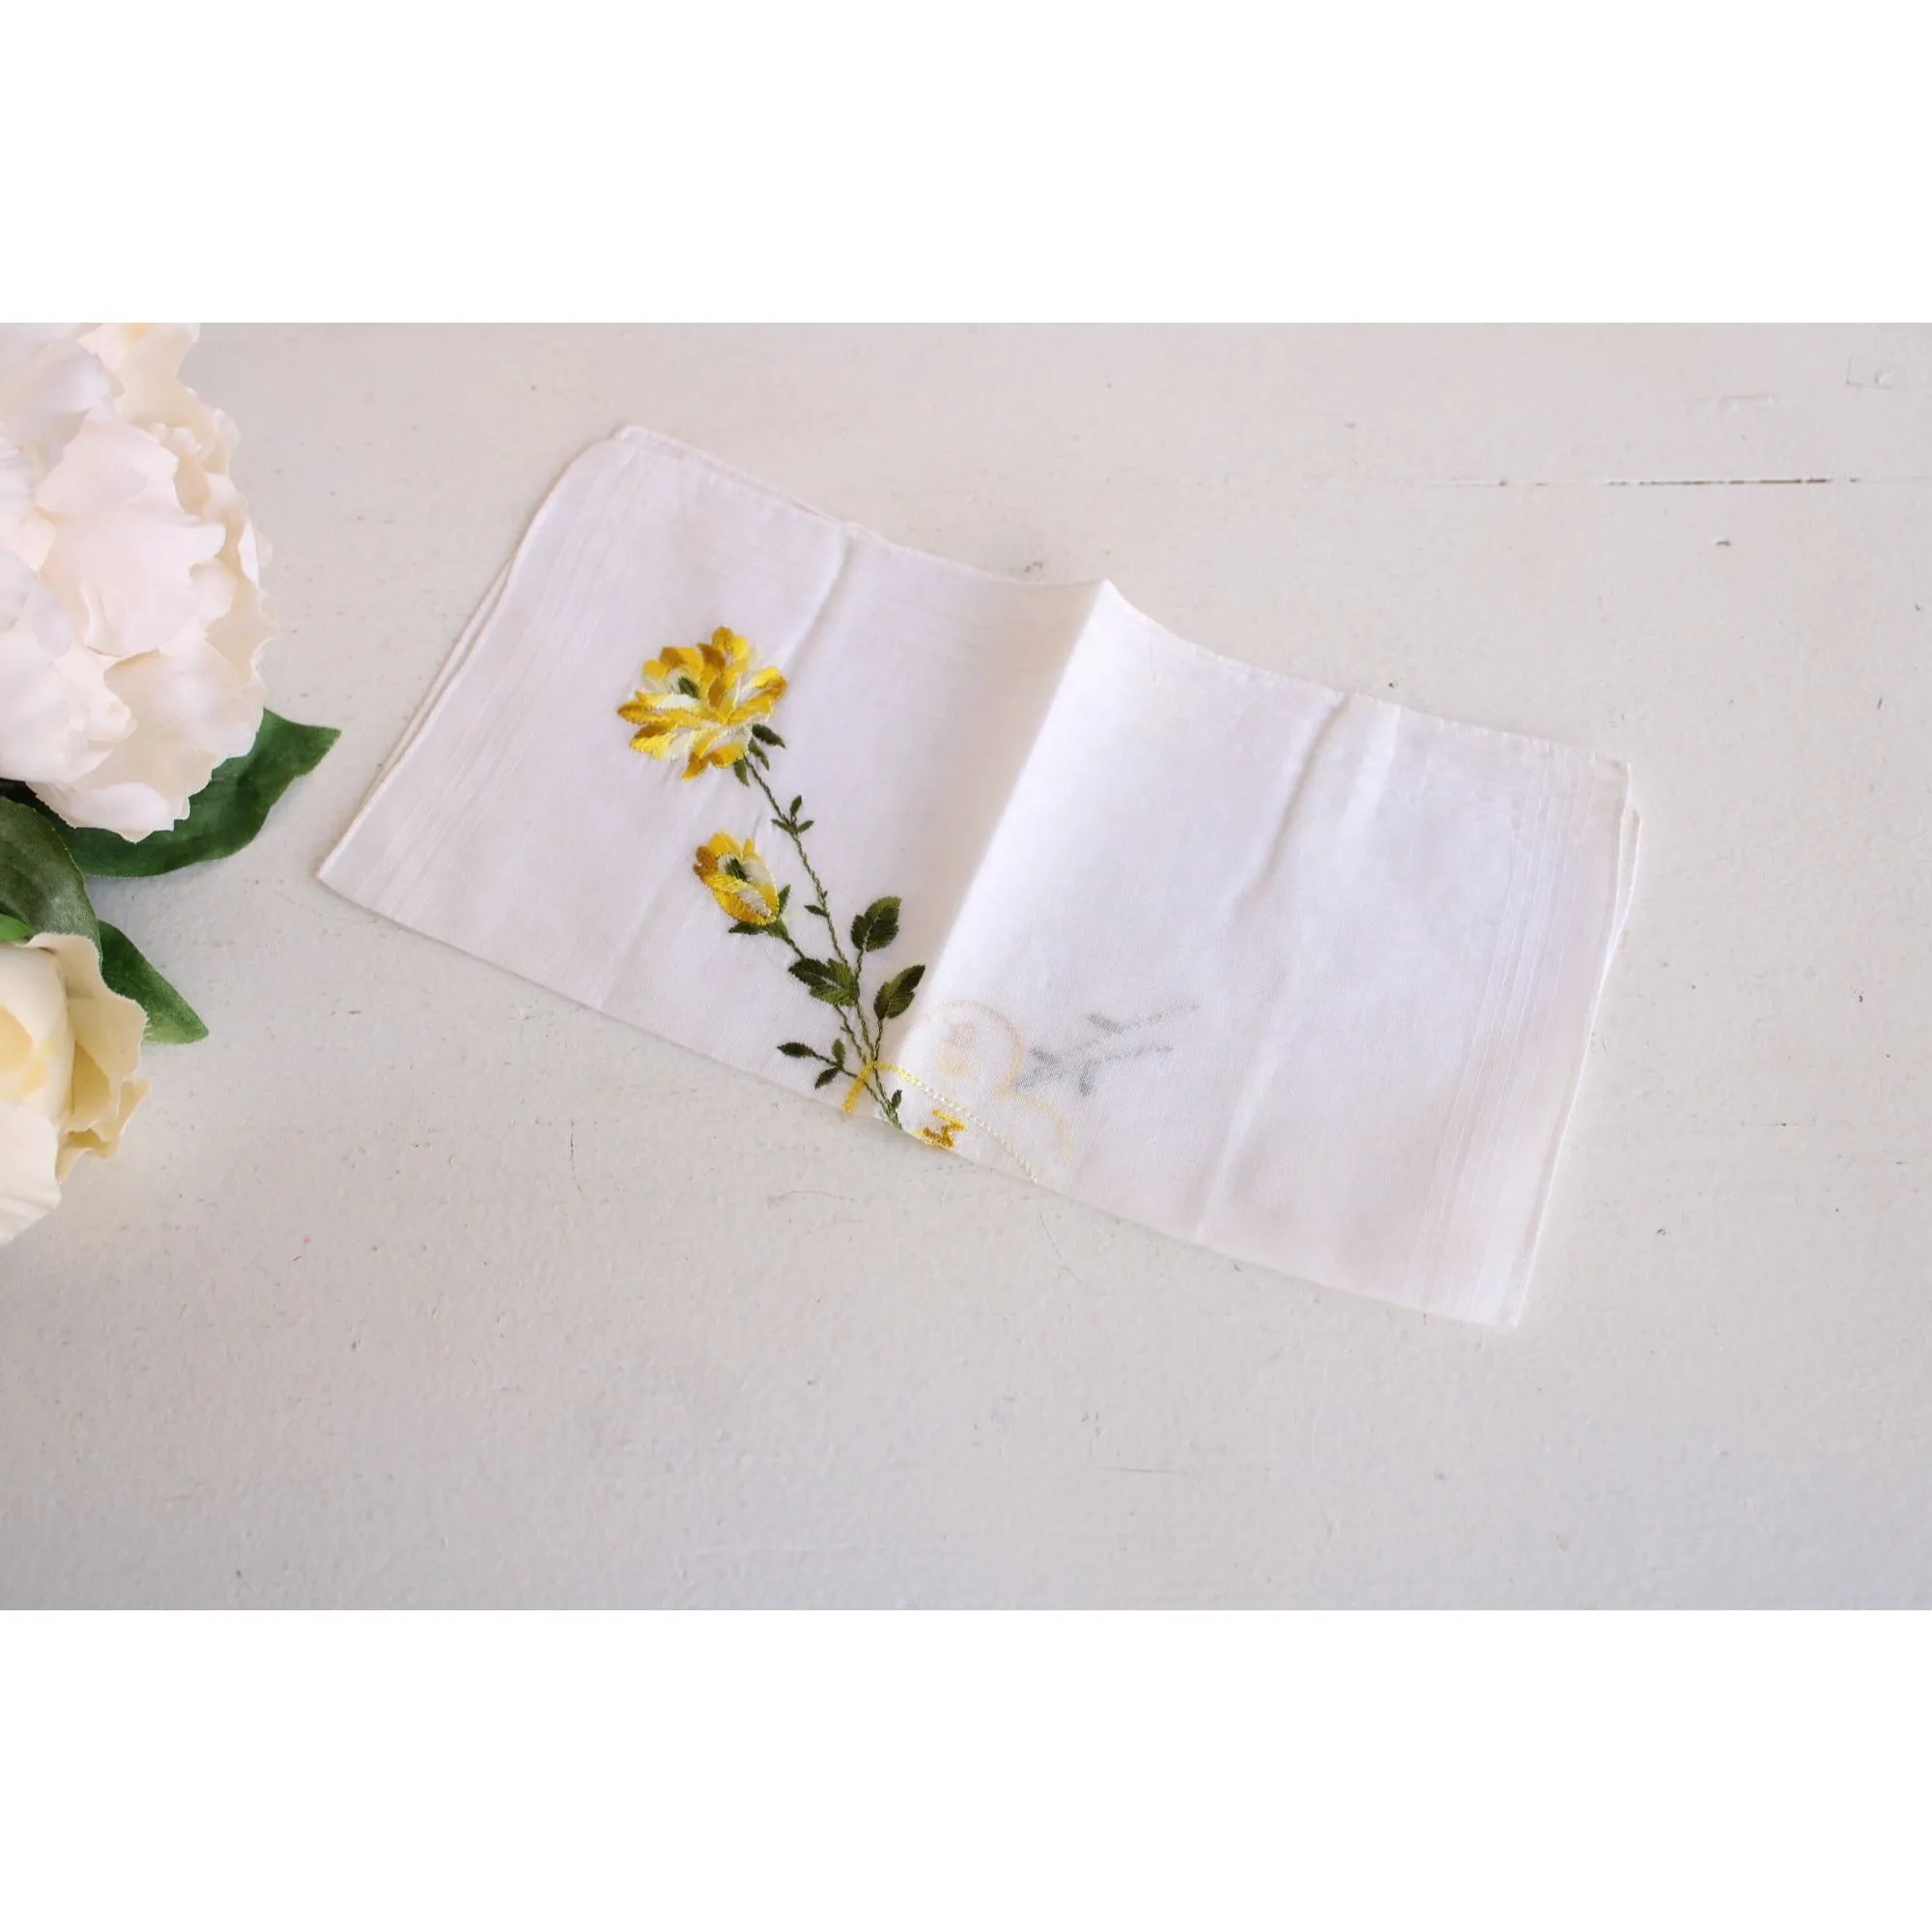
[3, 326, 1929, 1607]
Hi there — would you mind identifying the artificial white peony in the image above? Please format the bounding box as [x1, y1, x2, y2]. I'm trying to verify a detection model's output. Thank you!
[0, 325, 272, 838]
[0, 933, 148, 1243]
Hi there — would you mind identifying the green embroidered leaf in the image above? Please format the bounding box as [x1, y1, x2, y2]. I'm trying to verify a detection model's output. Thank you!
[752, 724, 785, 747]
[813, 1066, 840, 1089]
[794, 819, 813, 833]
[98, 923, 208, 1044]
[733, 761, 751, 786]
[788, 795, 803, 818]
[830, 1038, 846, 1066]
[873, 963, 924, 1021]
[789, 958, 855, 1007]
[0, 799, 100, 943]
[727, 920, 767, 935]
[851, 895, 900, 953]
[0, 912, 34, 945]
[778, 883, 791, 912]
[42, 713, 339, 877]
[787, 958, 854, 999]
[777, 1040, 817, 1059]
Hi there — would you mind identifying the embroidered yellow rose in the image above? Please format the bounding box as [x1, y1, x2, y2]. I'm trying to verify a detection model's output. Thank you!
[694, 832, 781, 927]
[619, 627, 786, 780]
[622, 622, 926, 1129]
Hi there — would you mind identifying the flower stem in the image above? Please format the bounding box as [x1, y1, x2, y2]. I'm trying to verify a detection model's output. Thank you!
[751, 769, 855, 966]
[773, 923, 884, 1110]
[750, 763, 897, 1122]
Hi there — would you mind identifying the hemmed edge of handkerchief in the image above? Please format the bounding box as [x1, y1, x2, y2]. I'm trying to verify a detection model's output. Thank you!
[318, 434, 598, 911]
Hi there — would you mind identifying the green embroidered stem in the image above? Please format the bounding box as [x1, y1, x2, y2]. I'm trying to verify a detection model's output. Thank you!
[772, 919, 893, 1116]
[746, 760, 902, 1121]
[749, 768, 860, 987]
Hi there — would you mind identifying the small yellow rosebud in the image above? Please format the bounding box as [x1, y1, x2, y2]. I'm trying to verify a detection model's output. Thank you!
[694, 833, 781, 926]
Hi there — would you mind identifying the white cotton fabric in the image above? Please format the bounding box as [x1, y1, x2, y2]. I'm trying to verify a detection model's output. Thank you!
[323, 428, 1638, 1326]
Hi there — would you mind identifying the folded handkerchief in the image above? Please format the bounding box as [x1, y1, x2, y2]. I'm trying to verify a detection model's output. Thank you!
[324, 429, 1637, 1326]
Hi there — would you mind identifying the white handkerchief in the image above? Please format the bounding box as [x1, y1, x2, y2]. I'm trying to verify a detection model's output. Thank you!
[324, 428, 1638, 1326]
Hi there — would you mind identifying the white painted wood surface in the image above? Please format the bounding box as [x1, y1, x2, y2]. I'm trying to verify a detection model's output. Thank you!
[3, 327, 1928, 1606]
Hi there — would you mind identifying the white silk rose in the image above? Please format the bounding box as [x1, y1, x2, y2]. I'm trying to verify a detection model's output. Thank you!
[0, 325, 272, 838]
[0, 933, 148, 1243]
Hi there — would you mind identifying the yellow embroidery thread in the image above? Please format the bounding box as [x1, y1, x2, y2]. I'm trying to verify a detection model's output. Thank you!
[840, 1058, 1043, 1182]
[693, 832, 781, 926]
[618, 627, 786, 780]
[916, 1109, 966, 1151]
[894, 1000, 1077, 1177]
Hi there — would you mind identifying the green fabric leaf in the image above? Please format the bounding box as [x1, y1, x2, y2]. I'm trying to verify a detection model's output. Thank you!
[97, 923, 208, 1044]
[0, 800, 206, 1041]
[0, 913, 34, 945]
[47, 712, 340, 878]
[777, 1041, 816, 1059]
[813, 1065, 840, 1089]
[0, 799, 101, 942]
[873, 963, 925, 1021]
